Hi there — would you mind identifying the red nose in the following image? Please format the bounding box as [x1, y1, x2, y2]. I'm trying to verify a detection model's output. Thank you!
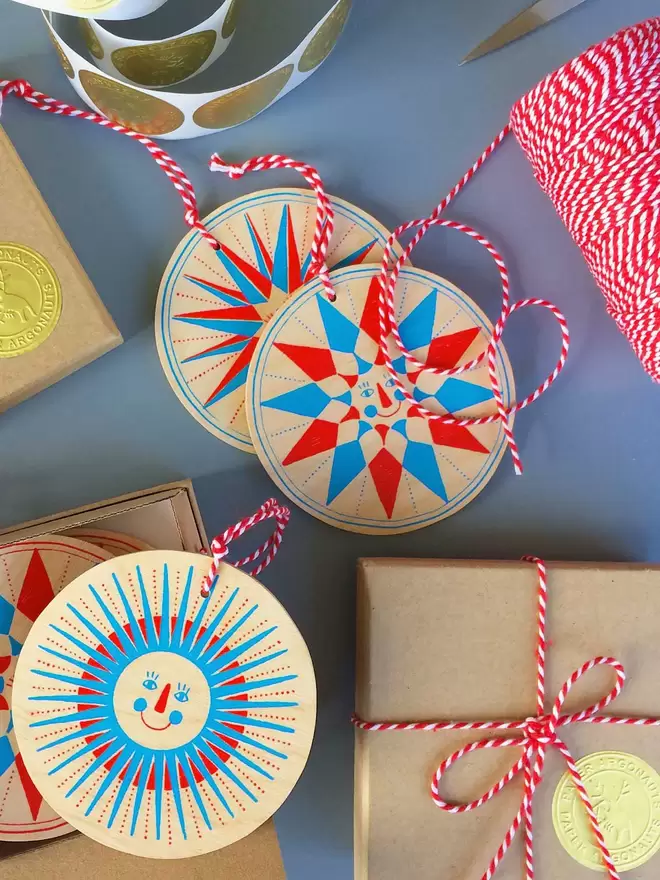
[154, 682, 171, 714]
[377, 383, 392, 409]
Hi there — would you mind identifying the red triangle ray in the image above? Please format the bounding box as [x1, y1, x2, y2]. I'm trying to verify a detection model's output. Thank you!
[17, 551, 55, 622]
[274, 342, 337, 381]
[246, 215, 274, 275]
[282, 420, 339, 466]
[184, 274, 249, 304]
[176, 304, 261, 322]
[205, 336, 259, 405]
[218, 243, 272, 299]
[368, 448, 403, 518]
[286, 206, 303, 291]
[14, 754, 44, 821]
[430, 420, 490, 454]
[426, 327, 481, 369]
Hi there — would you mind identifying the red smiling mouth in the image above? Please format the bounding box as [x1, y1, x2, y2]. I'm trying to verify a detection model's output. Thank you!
[377, 401, 402, 418]
[140, 712, 171, 732]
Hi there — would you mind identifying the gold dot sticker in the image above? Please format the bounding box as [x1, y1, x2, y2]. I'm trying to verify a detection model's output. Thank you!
[80, 70, 185, 136]
[48, 31, 74, 78]
[298, 0, 351, 73]
[79, 19, 104, 60]
[0, 244, 62, 358]
[221, 0, 241, 38]
[193, 64, 294, 129]
[111, 31, 217, 88]
[553, 751, 660, 872]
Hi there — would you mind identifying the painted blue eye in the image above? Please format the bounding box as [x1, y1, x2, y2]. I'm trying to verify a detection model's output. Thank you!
[385, 378, 396, 388]
[174, 690, 189, 703]
[394, 389, 405, 401]
[143, 679, 158, 691]
[360, 388, 374, 398]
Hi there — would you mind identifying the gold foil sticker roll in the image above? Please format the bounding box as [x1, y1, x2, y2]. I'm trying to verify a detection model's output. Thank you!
[221, 0, 241, 38]
[48, 30, 74, 78]
[298, 0, 351, 72]
[80, 19, 104, 60]
[111, 31, 218, 88]
[0, 243, 62, 358]
[193, 64, 294, 129]
[80, 70, 185, 135]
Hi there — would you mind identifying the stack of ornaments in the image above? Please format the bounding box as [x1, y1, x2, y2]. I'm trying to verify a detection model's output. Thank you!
[0, 528, 150, 844]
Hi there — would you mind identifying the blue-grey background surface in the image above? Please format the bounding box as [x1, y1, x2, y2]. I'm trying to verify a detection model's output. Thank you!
[1, 0, 659, 875]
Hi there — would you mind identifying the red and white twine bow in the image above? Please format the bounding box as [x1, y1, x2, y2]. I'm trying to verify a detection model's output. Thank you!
[201, 498, 290, 598]
[209, 153, 336, 302]
[353, 558, 660, 880]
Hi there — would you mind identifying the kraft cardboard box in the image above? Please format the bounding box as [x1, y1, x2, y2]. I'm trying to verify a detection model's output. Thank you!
[355, 558, 660, 880]
[0, 482, 286, 877]
[0, 126, 121, 410]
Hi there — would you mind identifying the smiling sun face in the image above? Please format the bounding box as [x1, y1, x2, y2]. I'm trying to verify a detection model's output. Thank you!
[357, 371, 405, 420]
[114, 651, 211, 751]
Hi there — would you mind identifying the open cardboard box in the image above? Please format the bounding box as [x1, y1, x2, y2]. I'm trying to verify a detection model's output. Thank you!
[0, 482, 286, 878]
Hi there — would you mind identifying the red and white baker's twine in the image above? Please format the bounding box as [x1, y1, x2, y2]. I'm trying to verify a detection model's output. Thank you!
[201, 498, 290, 598]
[0, 82, 335, 304]
[352, 557, 660, 880]
[510, 17, 660, 384]
[374, 135, 570, 476]
[0, 79, 220, 251]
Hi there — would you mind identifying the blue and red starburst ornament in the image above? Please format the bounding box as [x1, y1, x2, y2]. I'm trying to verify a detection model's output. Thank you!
[13, 550, 316, 859]
[156, 189, 399, 453]
[0, 537, 111, 840]
[246, 265, 515, 533]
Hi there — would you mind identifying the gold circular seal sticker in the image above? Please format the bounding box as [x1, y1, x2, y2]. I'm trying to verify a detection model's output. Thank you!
[553, 751, 660, 872]
[0, 244, 62, 358]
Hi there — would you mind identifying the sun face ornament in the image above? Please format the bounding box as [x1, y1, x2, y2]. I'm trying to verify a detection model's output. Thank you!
[0, 536, 112, 841]
[12, 549, 316, 859]
[246, 264, 515, 533]
[156, 187, 401, 453]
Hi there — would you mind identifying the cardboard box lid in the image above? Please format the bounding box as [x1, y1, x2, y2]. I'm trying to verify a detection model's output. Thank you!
[355, 558, 660, 880]
[0, 819, 285, 879]
[0, 480, 209, 553]
[0, 126, 121, 411]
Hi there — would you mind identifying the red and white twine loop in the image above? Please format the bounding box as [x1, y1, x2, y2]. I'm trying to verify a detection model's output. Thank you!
[353, 557, 660, 880]
[0, 78, 220, 251]
[209, 153, 336, 302]
[201, 498, 290, 598]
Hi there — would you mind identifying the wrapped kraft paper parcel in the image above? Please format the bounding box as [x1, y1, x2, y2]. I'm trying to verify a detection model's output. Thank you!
[0, 126, 121, 411]
[354, 559, 660, 879]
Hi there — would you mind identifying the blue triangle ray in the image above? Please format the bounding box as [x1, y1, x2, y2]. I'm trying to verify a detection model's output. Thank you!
[198, 604, 258, 662]
[402, 440, 448, 502]
[207, 626, 277, 672]
[113, 573, 146, 650]
[178, 752, 212, 831]
[108, 753, 142, 829]
[159, 564, 171, 648]
[205, 729, 274, 781]
[184, 275, 248, 306]
[164, 753, 187, 839]
[217, 673, 297, 699]
[191, 589, 238, 659]
[263, 383, 332, 418]
[327, 439, 367, 504]
[136, 566, 158, 647]
[212, 712, 295, 734]
[172, 566, 195, 648]
[89, 586, 135, 658]
[210, 648, 288, 684]
[130, 757, 151, 837]
[317, 294, 359, 352]
[398, 289, 437, 351]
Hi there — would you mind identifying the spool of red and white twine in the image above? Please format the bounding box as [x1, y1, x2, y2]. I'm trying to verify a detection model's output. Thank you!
[352, 558, 660, 880]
